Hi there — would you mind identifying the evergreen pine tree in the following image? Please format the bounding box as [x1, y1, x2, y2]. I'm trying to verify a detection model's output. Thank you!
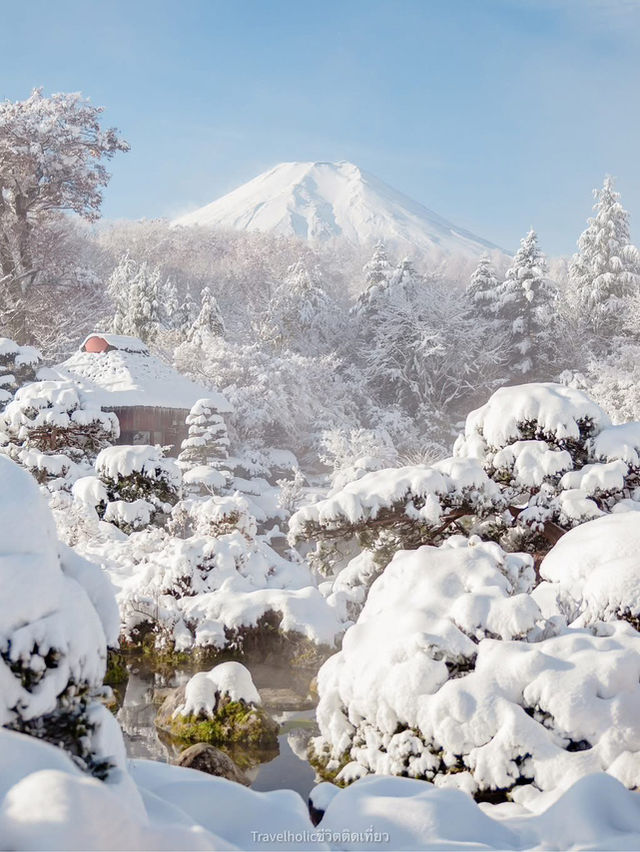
[188, 286, 225, 344]
[260, 261, 338, 353]
[569, 176, 640, 335]
[352, 240, 393, 317]
[109, 255, 160, 343]
[109, 253, 136, 336]
[466, 255, 500, 317]
[496, 230, 557, 378]
[178, 287, 199, 337]
[161, 278, 180, 330]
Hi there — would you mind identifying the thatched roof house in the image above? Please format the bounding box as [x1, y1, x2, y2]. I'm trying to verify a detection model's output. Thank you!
[43, 333, 231, 448]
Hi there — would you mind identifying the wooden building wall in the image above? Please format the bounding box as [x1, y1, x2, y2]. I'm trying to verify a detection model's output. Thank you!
[108, 406, 189, 451]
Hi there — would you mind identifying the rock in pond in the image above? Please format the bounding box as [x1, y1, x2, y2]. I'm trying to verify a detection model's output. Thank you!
[155, 662, 279, 748]
[175, 743, 251, 786]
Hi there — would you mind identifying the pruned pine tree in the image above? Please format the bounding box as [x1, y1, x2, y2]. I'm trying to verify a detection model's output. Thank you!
[178, 397, 230, 473]
[496, 229, 557, 378]
[569, 176, 640, 336]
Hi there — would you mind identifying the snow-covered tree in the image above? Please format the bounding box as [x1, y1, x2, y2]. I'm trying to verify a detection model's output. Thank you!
[178, 397, 231, 494]
[178, 287, 199, 336]
[466, 254, 500, 316]
[496, 229, 557, 378]
[160, 277, 180, 330]
[0, 89, 128, 340]
[92, 445, 181, 532]
[188, 286, 225, 344]
[351, 241, 393, 317]
[0, 336, 40, 412]
[259, 261, 339, 354]
[0, 380, 118, 486]
[110, 255, 160, 343]
[569, 176, 640, 336]
[299, 382, 640, 799]
[0, 455, 120, 778]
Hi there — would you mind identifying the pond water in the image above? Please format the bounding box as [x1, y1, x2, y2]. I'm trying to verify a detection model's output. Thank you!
[115, 660, 320, 801]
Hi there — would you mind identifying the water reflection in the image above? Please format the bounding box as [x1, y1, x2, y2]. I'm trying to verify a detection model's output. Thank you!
[115, 661, 319, 799]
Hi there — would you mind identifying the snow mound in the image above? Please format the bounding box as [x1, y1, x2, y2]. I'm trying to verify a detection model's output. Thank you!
[172, 161, 501, 260]
[4, 726, 640, 849]
[535, 512, 640, 625]
[318, 772, 640, 851]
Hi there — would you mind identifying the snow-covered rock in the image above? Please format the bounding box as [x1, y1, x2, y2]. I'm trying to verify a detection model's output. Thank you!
[177, 663, 262, 718]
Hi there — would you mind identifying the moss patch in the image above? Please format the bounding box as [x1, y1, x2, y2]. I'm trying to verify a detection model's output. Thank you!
[165, 699, 279, 748]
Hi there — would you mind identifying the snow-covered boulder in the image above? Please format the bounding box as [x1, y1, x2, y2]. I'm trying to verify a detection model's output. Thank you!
[156, 662, 278, 748]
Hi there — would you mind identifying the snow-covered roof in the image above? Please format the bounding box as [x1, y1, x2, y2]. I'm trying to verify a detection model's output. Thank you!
[80, 333, 149, 354]
[42, 341, 232, 413]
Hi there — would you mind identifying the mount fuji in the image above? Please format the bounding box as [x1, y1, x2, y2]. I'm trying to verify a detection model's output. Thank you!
[172, 161, 501, 259]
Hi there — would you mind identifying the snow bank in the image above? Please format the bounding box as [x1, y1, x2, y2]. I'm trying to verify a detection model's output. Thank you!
[318, 773, 640, 851]
[4, 728, 640, 850]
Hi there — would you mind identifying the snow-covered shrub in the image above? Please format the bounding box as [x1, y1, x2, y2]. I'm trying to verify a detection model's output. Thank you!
[0, 455, 121, 778]
[0, 379, 118, 487]
[0, 337, 41, 412]
[290, 456, 504, 587]
[454, 383, 640, 551]
[312, 535, 640, 804]
[70, 487, 345, 653]
[93, 444, 180, 532]
[534, 512, 640, 629]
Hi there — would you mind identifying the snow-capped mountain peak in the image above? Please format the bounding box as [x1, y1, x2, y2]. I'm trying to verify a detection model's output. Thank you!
[172, 161, 500, 259]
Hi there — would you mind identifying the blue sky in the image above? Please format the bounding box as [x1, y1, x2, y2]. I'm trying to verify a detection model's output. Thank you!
[1, 0, 639, 255]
